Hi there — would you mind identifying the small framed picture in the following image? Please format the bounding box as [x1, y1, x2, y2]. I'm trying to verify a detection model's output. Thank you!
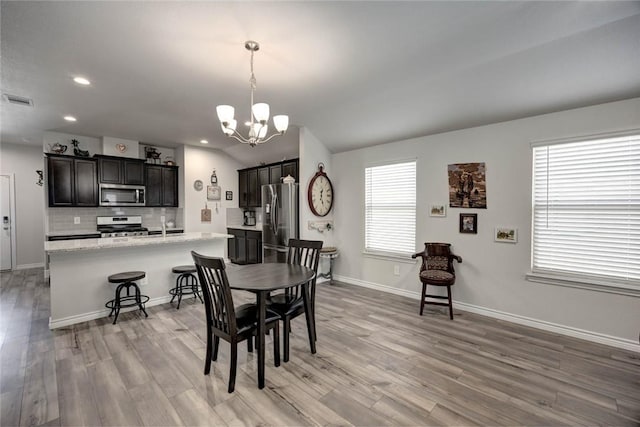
[495, 227, 518, 243]
[207, 185, 221, 201]
[225, 191, 233, 201]
[459, 213, 478, 234]
[429, 204, 446, 217]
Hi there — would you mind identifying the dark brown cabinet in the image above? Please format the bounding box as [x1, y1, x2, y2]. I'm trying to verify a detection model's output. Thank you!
[282, 160, 298, 182]
[46, 154, 98, 207]
[238, 158, 298, 209]
[96, 155, 145, 185]
[227, 228, 262, 264]
[145, 164, 178, 207]
[238, 170, 249, 208]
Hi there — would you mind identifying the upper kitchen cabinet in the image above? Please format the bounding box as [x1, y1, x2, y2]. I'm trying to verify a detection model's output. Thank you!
[145, 164, 178, 207]
[282, 160, 298, 182]
[238, 159, 299, 208]
[95, 155, 145, 185]
[46, 154, 98, 207]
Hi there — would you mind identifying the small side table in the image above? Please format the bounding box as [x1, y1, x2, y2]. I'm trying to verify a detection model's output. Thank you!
[318, 248, 339, 284]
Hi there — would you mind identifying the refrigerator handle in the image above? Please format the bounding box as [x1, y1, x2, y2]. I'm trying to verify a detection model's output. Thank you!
[272, 192, 278, 235]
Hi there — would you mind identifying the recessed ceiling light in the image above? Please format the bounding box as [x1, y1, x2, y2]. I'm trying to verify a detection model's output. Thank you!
[200, 139, 208, 144]
[64, 115, 77, 122]
[73, 77, 91, 85]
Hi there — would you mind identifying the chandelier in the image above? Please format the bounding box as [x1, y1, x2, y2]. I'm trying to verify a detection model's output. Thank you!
[216, 41, 289, 147]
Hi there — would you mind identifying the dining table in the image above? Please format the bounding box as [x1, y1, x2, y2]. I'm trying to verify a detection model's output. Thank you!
[225, 262, 316, 389]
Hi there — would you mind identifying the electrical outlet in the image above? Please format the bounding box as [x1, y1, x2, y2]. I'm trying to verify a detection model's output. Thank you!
[393, 265, 400, 276]
[74, 217, 81, 225]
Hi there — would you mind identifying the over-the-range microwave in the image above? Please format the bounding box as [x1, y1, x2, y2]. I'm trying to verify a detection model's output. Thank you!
[99, 183, 145, 207]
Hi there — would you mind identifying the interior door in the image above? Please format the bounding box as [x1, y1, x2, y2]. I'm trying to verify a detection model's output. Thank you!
[1, 175, 12, 270]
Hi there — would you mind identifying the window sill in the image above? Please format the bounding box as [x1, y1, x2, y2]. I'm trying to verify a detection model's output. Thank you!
[526, 272, 640, 297]
[362, 251, 416, 264]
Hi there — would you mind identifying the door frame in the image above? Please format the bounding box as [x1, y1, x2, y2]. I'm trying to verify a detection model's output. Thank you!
[0, 173, 18, 271]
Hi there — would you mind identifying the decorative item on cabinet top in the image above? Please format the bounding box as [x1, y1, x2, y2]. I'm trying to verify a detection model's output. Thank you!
[48, 143, 67, 154]
[71, 139, 90, 157]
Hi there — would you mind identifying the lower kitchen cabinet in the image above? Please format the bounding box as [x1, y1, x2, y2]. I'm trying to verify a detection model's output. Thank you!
[227, 228, 262, 264]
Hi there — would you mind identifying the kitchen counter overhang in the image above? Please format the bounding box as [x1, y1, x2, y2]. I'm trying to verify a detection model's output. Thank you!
[46, 232, 231, 329]
[45, 231, 232, 253]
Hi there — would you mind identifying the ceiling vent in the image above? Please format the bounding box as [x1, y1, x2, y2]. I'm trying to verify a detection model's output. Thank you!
[2, 93, 34, 107]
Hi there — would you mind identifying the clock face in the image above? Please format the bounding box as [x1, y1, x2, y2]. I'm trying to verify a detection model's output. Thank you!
[310, 175, 333, 216]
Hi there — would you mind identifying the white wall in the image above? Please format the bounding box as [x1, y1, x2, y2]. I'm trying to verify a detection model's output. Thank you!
[0, 143, 45, 268]
[299, 128, 335, 279]
[299, 128, 334, 244]
[332, 97, 640, 349]
[183, 145, 244, 238]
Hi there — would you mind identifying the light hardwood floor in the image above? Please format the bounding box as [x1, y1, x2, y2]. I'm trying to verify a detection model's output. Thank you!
[1, 267, 639, 426]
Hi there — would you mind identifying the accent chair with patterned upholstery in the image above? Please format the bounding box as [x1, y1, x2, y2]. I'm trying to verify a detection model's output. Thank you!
[412, 242, 462, 319]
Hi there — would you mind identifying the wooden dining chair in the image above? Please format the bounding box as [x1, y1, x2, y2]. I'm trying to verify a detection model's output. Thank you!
[412, 243, 462, 320]
[191, 251, 280, 393]
[267, 239, 322, 362]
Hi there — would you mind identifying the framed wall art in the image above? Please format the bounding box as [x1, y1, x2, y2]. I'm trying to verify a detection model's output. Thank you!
[429, 204, 446, 217]
[459, 213, 478, 234]
[225, 191, 233, 201]
[448, 162, 487, 209]
[495, 227, 517, 243]
[207, 185, 221, 201]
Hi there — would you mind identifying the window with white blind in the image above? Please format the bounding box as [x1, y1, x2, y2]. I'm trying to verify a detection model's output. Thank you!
[531, 132, 640, 292]
[365, 160, 416, 257]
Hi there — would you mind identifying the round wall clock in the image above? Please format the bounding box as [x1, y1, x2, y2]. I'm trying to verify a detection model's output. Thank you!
[193, 180, 203, 191]
[308, 163, 333, 217]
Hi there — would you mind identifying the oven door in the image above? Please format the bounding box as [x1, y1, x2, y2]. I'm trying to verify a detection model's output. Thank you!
[99, 184, 145, 206]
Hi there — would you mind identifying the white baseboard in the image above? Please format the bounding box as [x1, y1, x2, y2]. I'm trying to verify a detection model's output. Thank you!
[334, 274, 640, 353]
[49, 295, 173, 329]
[16, 263, 45, 270]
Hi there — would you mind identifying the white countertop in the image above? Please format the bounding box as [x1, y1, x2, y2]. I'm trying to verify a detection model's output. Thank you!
[45, 231, 232, 253]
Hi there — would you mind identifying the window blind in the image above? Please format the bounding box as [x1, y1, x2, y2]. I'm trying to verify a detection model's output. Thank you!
[532, 133, 640, 287]
[365, 160, 416, 256]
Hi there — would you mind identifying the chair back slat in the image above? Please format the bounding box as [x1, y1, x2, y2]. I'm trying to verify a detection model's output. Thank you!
[191, 251, 237, 336]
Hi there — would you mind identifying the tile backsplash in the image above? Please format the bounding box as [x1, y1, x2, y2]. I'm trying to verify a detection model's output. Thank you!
[47, 207, 183, 234]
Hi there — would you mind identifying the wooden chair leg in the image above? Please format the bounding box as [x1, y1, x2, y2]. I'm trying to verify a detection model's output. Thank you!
[273, 323, 280, 367]
[213, 336, 220, 361]
[204, 331, 212, 375]
[228, 342, 237, 393]
[283, 318, 290, 363]
[447, 285, 453, 320]
[419, 283, 427, 315]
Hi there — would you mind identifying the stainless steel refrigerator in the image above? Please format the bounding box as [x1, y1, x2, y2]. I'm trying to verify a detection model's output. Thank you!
[262, 183, 299, 263]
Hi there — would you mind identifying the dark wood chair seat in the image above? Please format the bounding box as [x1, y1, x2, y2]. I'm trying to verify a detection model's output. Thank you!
[108, 271, 146, 283]
[171, 265, 197, 274]
[412, 243, 462, 320]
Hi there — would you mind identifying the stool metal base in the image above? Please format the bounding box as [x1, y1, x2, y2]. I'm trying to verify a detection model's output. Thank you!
[106, 281, 149, 324]
[170, 272, 203, 309]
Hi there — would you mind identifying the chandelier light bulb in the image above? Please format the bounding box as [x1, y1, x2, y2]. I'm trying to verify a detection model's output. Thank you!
[252, 103, 270, 123]
[216, 105, 235, 123]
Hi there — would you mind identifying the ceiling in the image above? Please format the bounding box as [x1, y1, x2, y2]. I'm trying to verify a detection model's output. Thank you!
[2, 1, 640, 166]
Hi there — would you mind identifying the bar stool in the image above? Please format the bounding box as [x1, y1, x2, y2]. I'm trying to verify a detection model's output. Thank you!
[105, 271, 149, 324]
[170, 265, 203, 309]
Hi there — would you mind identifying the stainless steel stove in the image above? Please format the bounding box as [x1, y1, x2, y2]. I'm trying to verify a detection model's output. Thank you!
[97, 216, 149, 237]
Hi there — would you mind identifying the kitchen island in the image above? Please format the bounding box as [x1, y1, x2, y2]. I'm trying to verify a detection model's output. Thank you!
[45, 232, 231, 329]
